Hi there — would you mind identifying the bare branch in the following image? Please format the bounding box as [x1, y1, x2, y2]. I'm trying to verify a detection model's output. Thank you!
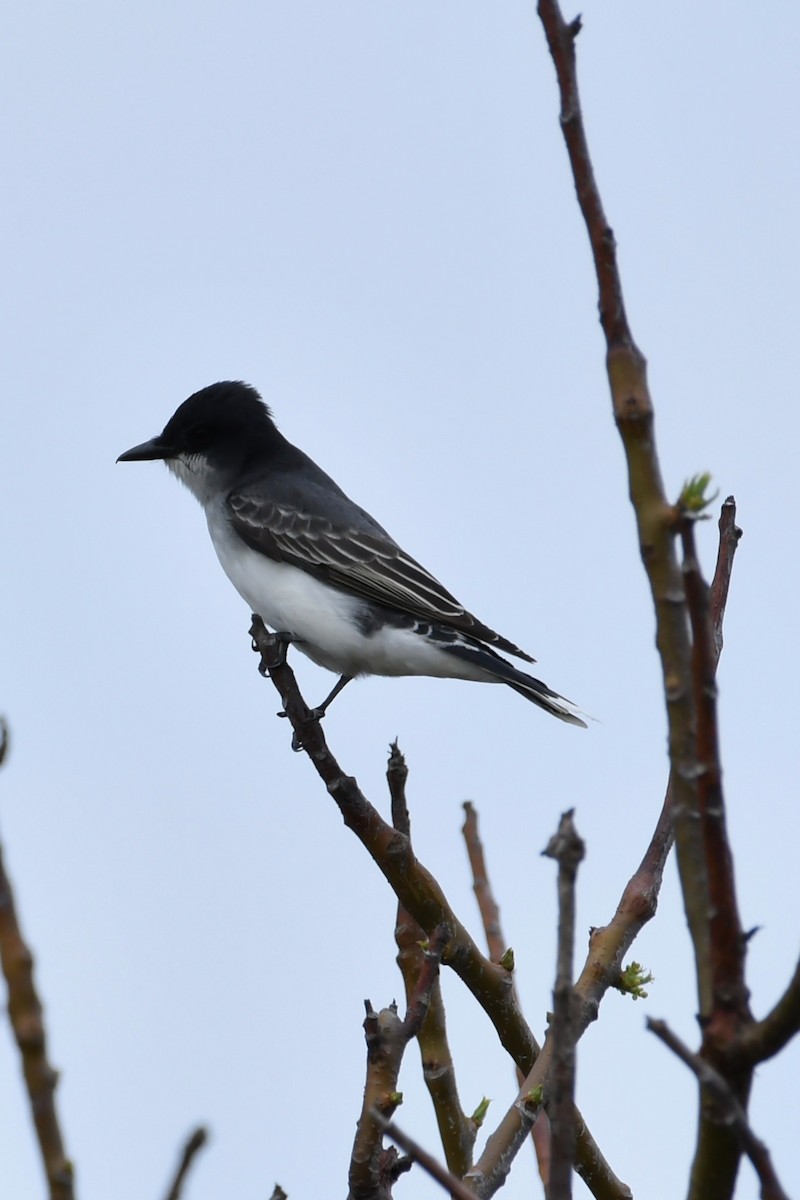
[463, 800, 553, 1185]
[573, 494, 744, 1012]
[392, 750, 475, 1177]
[709, 497, 743, 664]
[0, 732, 74, 1200]
[681, 516, 751, 1037]
[387, 740, 410, 835]
[532, 19, 772, 1197]
[403, 926, 450, 1042]
[252, 483, 745, 1200]
[536, 0, 711, 1014]
[463, 803, 629, 1200]
[349, 1002, 410, 1200]
[349, 929, 448, 1200]
[542, 812, 585, 1200]
[162, 1127, 209, 1200]
[739, 952, 800, 1065]
[647, 1019, 790, 1200]
[250, 618, 541, 1078]
[465, 1089, 543, 1198]
[395, 918, 475, 1178]
[461, 803, 505, 964]
[377, 1114, 478, 1200]
[680, 512, 755, 1198]
[253, 619, 637, 1200]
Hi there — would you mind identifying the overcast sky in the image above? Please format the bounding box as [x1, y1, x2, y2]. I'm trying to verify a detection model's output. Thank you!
[3, 3, 799, 1198]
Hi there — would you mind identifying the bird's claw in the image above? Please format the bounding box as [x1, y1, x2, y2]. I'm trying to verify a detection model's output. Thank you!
[253, 629, 300, 672]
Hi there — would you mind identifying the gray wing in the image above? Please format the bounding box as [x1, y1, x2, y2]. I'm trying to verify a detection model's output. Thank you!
[227, 487, 535, 663]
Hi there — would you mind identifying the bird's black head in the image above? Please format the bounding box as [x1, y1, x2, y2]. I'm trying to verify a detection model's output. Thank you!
[118, 381, 290, 503]
[118, 381, 277, 465]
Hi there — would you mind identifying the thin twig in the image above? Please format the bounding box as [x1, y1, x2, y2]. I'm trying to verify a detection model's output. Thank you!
[395, 920, 475, 1178]
[542, 812, 585, 1200]
[462, 801, 553, 1186]
[709, 497, 742, 665]
[376, 1114, 478, 1200]
[647, 1019, 790, 1200]
[462, 803, 505, 964]
[387, 741, 410, 836]
[0, 727, 75, 1200]
[392, 748, 475, 1177]
[739, 952, 800, 1065]
[162, 1127, 209, 1200]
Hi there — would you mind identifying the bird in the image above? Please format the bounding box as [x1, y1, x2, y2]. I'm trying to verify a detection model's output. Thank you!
[118, 381, 586, 727]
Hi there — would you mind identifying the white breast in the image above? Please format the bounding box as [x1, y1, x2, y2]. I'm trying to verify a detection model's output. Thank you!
[204, 502, 494, 684]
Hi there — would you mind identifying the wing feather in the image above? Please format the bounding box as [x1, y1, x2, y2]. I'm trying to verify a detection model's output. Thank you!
[227, 490, 534, 662]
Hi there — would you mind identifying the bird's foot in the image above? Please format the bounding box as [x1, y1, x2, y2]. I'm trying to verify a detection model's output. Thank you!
[277, 675, 354, 751]
[276, 704, 327, 722]
[251, 627, 300, 674]
[277, 673, 353, 722]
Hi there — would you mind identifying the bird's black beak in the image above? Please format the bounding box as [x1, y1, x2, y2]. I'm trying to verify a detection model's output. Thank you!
[117, 436, 173, 463]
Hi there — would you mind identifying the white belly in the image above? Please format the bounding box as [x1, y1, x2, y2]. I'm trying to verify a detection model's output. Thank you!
[206, 508, 494, 683]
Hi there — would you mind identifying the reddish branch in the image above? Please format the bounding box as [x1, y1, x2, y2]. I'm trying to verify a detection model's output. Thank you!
[535, 4, 769, 1196]
[681, 516, 751, 1040]
[537, 0, 711, 1014]
[679, 510, 755, 1196]
[535, 0, 796, 1194]
[461, 803, 506, 966]
[457, 500, 739, 1200]
[0, 720, 74, 1200]
[647, 1019, 790, 1200]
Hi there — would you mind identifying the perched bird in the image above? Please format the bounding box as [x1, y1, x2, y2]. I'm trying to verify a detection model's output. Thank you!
[118, 381, 586, 726]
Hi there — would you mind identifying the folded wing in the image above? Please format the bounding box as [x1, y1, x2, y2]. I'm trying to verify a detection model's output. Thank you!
[228, 489, 535, 663]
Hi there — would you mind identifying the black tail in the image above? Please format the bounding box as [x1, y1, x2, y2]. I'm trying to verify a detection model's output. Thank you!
[504, 675, 587, 727]
[446, 641, 588, 727]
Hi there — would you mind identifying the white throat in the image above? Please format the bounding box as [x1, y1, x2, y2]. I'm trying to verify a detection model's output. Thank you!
[167, 453, 219, 506]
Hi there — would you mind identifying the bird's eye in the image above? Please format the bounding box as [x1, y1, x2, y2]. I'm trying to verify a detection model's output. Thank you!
[188, 422, 212, 448]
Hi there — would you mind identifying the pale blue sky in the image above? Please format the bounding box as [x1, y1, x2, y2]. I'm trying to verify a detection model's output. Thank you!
[3, 3, 799, 1198]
